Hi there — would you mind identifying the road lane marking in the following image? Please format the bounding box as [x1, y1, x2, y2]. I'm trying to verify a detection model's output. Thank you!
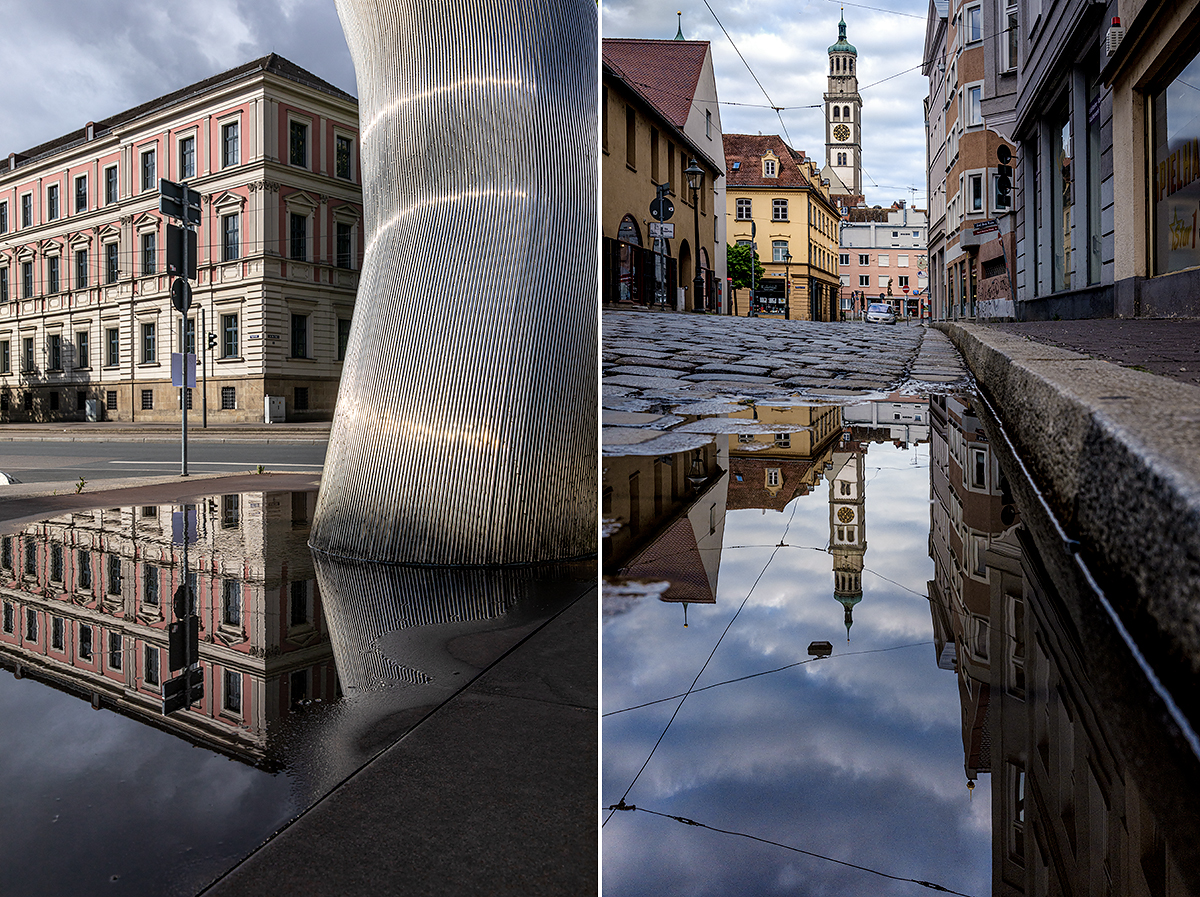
[106, 461, 323, 469]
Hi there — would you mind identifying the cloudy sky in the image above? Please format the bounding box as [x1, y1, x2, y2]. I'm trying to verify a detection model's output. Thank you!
[0, 0, 357, 154]
[602, 0, 932, 208]
[0, 0, 928, 208]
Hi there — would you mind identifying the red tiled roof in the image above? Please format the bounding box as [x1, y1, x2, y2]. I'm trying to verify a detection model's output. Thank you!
[724, 134, 813, 189]
[619, 514, 716, 604]
[602, 38, 709, 130]
[726, 457, 814, 512]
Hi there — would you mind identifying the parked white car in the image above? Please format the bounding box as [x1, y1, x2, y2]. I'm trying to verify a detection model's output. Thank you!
[0, 472, 22, 485]
[866, 303, 897, 325]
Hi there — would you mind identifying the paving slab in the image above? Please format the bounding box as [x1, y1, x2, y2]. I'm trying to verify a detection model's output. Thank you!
[202, 587, 596, 897]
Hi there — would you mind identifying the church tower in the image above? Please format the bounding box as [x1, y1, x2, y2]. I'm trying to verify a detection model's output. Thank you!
[829, 444, 867, 640]
[824, 12, 862, 196]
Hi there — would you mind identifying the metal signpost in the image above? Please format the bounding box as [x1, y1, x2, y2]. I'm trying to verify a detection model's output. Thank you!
[649, 184, 674, 308]
[160, 178, 200, 476]
[163, 505, 202, 715]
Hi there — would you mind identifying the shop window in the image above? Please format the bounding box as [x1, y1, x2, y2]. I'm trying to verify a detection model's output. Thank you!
[1151, 51, 1200, 274]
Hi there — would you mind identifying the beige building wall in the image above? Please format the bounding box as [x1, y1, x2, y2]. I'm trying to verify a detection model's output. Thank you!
[602, 73, 719, 310]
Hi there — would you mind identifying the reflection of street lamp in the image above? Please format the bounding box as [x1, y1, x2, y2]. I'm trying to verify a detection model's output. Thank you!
[783, 250, 792, 320]
[685, 158, 705, 312]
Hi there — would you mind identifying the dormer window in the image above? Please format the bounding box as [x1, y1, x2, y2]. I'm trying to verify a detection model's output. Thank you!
[731, 161, 740, 170]
[764, 158, 777, 178]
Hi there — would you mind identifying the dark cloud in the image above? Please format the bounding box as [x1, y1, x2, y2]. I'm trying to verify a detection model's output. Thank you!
[0, 0, 354, 154]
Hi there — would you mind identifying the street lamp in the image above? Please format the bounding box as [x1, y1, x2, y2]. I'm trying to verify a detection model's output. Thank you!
[783, 250, 792, 320]
[685, 158, 705, 312]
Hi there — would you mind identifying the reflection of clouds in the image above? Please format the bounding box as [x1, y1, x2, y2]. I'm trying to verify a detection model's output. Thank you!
[0, 672, 293, 896]
[604, 443, 987, 897]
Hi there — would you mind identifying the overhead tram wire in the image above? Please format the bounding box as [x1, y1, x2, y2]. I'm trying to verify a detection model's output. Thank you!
[699, 0, 793, 145]
[605, 804, 979, 897]
[603, 498, 803, 828]
[603, 640, 931, 716]
[819, 0, 929, 20]
[619, 22, 1017, 120]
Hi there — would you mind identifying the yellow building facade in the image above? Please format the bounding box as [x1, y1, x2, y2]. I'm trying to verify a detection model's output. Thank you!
[725, 134, 842, 321]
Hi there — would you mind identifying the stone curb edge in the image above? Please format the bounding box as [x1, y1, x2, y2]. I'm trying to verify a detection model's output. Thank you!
[936, 321, 1200, 718]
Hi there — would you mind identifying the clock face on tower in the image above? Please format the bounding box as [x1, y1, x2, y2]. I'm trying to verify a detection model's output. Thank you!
[834, 124, 851, 142]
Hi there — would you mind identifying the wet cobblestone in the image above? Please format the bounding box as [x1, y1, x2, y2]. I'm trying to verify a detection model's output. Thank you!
[602, 310, 971, 451]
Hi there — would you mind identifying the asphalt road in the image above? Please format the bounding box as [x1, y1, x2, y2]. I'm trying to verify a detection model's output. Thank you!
[0, 440, 327, 484]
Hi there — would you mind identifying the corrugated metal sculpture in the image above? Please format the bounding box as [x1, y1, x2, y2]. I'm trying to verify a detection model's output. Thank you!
[311, 0, 597, 565]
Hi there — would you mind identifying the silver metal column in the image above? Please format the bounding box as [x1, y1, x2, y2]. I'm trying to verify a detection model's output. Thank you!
[312, 0, 597, 565]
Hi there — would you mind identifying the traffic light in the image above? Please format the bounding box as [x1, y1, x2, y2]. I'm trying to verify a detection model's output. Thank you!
[207, 332, 217, 350]
[996, 145, 1013, 208]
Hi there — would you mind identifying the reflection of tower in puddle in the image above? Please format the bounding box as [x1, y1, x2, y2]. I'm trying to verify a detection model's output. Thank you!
[604, 436, 729, 625]
[828, 439, 866, 640]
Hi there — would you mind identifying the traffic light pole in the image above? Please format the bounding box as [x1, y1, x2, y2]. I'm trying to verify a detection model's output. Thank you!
[200, 305, 207, 429]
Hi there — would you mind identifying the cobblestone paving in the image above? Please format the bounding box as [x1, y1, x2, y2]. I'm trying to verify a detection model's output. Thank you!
[603, 310, 972, 452]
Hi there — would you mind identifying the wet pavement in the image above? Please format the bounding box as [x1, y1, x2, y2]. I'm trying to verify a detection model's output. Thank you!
[602, 310, 1200, 896]
[604, 310, 970, 407]
[0, 474, 595, 896]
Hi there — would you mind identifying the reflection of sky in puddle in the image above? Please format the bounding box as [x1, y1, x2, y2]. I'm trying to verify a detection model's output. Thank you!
[603, 443, 991, 897]
[0, 670, 295, 897]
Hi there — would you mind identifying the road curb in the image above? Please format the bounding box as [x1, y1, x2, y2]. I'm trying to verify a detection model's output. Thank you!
[937, 321, 1200, 722]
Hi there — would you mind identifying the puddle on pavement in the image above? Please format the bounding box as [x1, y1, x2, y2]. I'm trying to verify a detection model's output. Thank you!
[603, 394, 1200, 896]
[0, 491, 589, 896]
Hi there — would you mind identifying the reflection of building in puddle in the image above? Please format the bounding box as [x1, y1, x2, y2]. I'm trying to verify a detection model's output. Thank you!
[726, 403, 842, 510]
[603, 436, 729, 619]
[0, 491, 335, 767]
[928, 395, 1018, 782]
[828, 437, 867, 640]
[842, 394, 930, 446]
[929, 394, 1199, 895]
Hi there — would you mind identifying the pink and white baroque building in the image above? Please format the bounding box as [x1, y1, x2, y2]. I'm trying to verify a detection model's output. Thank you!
[0, 54, 362, 423]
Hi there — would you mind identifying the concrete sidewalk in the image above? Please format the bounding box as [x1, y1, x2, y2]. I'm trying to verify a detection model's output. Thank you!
[938, 321, 1200, 729]
[990, 318, 1200, 388]
[0, 472, 598, 897]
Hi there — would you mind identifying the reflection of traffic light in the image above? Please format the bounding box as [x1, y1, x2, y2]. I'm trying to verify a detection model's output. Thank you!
[996, 145, 1013, 208]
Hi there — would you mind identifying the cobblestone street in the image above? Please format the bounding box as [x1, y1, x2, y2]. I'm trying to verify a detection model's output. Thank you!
[602, 310, 972, 453]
